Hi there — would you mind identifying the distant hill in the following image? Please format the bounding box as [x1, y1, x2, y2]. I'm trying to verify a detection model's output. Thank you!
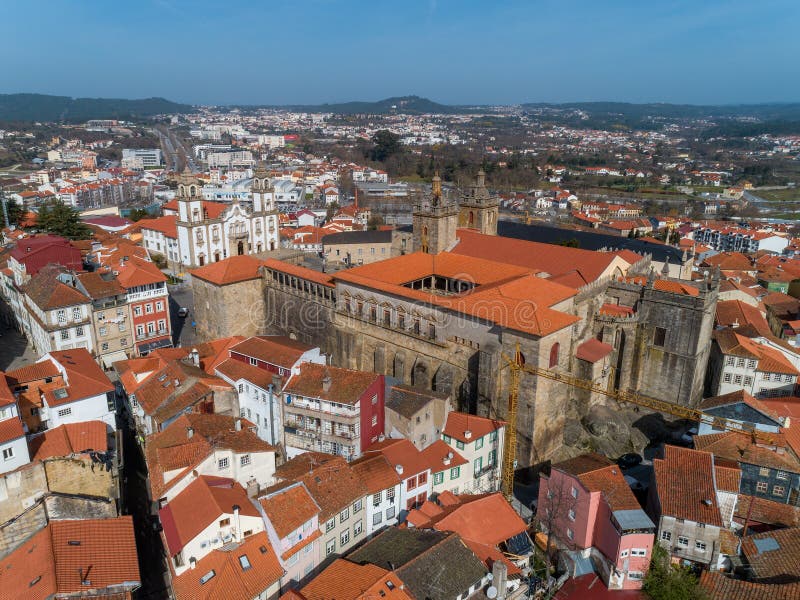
[521, 101, 800, 133]
[0, 93, 194, 122]
[243, 95, 481, 115]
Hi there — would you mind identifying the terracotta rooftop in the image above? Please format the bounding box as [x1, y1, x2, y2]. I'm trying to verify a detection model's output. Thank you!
[44, 350, 115, 407]
[551, 452, 614, 477]
[172, 531, 283, 600]
[191, 255, 264, 286]
[576, 338, 614, 363]
[420, 440, 468, 474]
[735, 494, 800, 528]
[160, 476, 260, 555]
[259, 482, 320, 539]
[298, 559, 412, 600]
[283, 363, 380, 405]
[693, 431, 800, 474]
[0, 416, 25, 445]
[443, 411, 505, 445]
[29, 421, 108, 461]
[652, 445, 723, 527]
[23, 267, 89, 310]
[741, 527, 800, 583]
[364, 438, 430, 480]
[229, 335, 316, 369]
[700, 571, 800, 600]
[350, 453, 401, 495]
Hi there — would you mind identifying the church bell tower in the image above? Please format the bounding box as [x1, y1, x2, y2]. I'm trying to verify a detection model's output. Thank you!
[458, 170, 498, 236]
[412, 173, 458, 254]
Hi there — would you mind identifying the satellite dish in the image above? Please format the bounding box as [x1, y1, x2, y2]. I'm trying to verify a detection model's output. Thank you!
[486, 586, 498, 599]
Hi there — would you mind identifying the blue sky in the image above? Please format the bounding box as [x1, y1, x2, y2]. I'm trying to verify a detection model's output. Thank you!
[2, 0, 798, 105]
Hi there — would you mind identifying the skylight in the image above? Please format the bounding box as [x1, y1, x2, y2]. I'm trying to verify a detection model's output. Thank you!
[238, 555, 251, 570]
[199, 570, 216, 585]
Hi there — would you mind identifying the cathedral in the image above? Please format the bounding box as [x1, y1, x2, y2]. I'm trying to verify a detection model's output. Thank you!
[229, 171, 717, 465]
[170, 167, 279, 268]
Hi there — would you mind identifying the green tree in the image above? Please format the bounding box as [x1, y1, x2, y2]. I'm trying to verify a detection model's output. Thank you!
[367, 214, 385, 230]
[35, 200, 92, 240]
[1, 198, 25, 228]
[369, 130, 402, 162]
[643, 545, 706, 600]
[127, 208, 152, 222]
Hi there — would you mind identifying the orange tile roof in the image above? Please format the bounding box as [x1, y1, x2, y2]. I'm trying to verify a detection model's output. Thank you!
[160, 477, 260, 554]
[350, 453, 401, 494]
[653, 445, 723, 527]
[577, 464, 643, 512]
[364, 438, 429, 480]
[0, 416, 25, 444]
[735, 494, 800, 528]
[715, 300, 772, 336]
[693, 431, 800, 474]
[259, 483, 320, 539]
[298, 559, 412, 600]
[443, 412, 505, 445]
[172, 532, 284, 600]
[714, 463, 742, 493]
[138, 214, 178, 239]
[741, 527, 800, 583]
[283, 363, 381, 405]
[433, 493, 527, 546]
[194, 336, 246, 375]
[145, 413, 275, 499]
[191, 255, 264, 285]
[45, 350, 115, 407]
[420, 440, 468, 473]
[700, 571, 800, 600]
[229, 335, 317, 368]
[576, 338, 614, 363]
[215, 358, 277, 390]
[0, 517, 142, 597]
[29, 421, 108, 461]
[114, 254, 167, 289]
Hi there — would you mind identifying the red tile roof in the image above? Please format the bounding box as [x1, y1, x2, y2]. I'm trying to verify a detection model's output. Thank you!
[29, 421, 108, 461]
[700, 571, 800, 600]
[0, 417, 25, 444]
[652, 445, 723, 527]
[283, 363, 381, 405]
[364, 438, 429, 480]
[160, 477, 260, 555]
[693, 431, 800, 473]
[420, 440, 468, 474]
[741, 527, 800, 583]
[43, 350, 114, 407]
[716, 300, 772, 336]
[172, 531, 283, 600]
[191, 255, 264, 285]
[229, 335, 316, 369]
[576, 338, 614, 363]
[350, 453, 401, 494]
[433, 493, 527, 547]
[0, 516, 142, 598]
[443, 412, 505, 445]
[259, 483, 320, 539]
[298, 559, 412, 600]
[138, 214, 178, 239]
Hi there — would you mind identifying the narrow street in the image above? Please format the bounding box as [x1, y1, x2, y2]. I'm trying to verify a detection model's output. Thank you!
[121, 422, 171, 599]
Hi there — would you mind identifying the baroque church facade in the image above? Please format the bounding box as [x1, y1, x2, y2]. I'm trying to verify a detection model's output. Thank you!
[172, 168, 279, 268]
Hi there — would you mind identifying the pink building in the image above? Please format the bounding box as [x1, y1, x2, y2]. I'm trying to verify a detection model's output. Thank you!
[538, 453, 655, 591]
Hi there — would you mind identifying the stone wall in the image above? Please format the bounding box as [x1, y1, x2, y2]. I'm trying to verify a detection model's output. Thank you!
[193, 277, 267, 342]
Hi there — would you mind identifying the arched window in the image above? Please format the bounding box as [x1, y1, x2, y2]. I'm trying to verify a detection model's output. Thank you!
[549, 342, 560, 368]
[469, 211, 475, 226]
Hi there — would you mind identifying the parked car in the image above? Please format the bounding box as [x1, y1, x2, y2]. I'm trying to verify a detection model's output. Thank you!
[177, 307, 189, 318]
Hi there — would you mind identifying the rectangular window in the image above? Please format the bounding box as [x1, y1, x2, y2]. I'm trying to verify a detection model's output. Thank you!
[723, 373, 732, 383]
[450, 466, 460, 480]
[473, 456, 483, 476]
[354, 520, 363, 536]
[737, 358, 745, 368]
[567, 528, 574, 540]
[60, 329, 70, 341]
[76, 326, 84, 336]
[57, 310, 66, 324]
[773, 485, 786, 496]
[99, 326, 108, 336]
[240, 454, 251, 466]
[632, 548, 647, 557]
[777, 471, 789, 480]
[571, 487, 579, 499]
[763, 372, 771, 381]
[57, 407, 72, 417]
[747, 359, 757, 368]
[134, 306, 142, 317]
[386, 506, 396, 520]
[725, 356, 735, 366]
[620, 549, 629, 558]
[145, 303, 153, 314]
[661, 531, 671, 541]
[373, 512, 382, 526]
[653, 327, 666, 347]
[101, 342, 109, 351]
[677, 536, 689, 546]
[371, 414, 378, 427]
[2, 447, 14, 461]
[340, 508, 349, 523]
[744, 376, 753, 387]
[72, 307, 81, 320]
[434, 472, 444, 485]
[156, 301, 164, 312]
[326, 518, 335, 533]
[695, 541, 706, 552]
[475, 437, 484, 450]
[568, 509, 576, 521]
[456, 440, 465, 450]
[218, 458, 229, 470]
[406, 476, 416, 490]
[759, 466, 770, 476]
[386, 487, 395, 501]
[354, 499, 362, 513]
[373, 492, 382, 506]
[219, 518, 230, 527]
[734, 374, 742, 385]
[326, 539, 335, 555]
[417, 472, 427, 485]
[340, 530, 350, 546]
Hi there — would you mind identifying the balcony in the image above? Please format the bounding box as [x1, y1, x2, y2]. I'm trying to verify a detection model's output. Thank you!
[136, 329, 170, 342]
[127, 288, 168, 303]
[285, 402, 359, 422]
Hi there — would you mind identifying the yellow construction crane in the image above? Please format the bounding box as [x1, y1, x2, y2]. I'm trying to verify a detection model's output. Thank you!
[500, 344, 776, 500]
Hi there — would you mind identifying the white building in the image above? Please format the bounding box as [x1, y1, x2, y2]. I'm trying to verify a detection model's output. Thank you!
[441, 412, 505, 494]
[37, 350, 116, 431]
[121, 148, 163, 170]
[206, 150, 255, 169]
[172, 170, 279, 268]
[0, 381, 31, 475]
[350, 453, 402, 535]
[710, 329, 799, 399]
[215, 360, 283, 446]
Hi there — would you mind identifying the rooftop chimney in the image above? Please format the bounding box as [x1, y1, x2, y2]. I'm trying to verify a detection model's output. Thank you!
[189, 557, 197, 570]
[187, 427, 194, 439]
[190, 348, 200, 367]
[491, 559, 508, 599]
[464, 430, 472, 440]
[322, 373, 332, 393]
[235, 419, 242, 431]
[395, 464, 404, 475]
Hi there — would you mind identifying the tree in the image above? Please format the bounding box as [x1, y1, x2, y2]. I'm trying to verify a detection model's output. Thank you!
[643, 545, 706, 600]
[325, 202, 340, 223]
[536, 470, 579, 568]
[127, 208, 152, 222]
[1, 197, 25, 228]
[367, 214, 385, 230]
[369, 130, 402, 162]
[35, 200, 92, 240]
